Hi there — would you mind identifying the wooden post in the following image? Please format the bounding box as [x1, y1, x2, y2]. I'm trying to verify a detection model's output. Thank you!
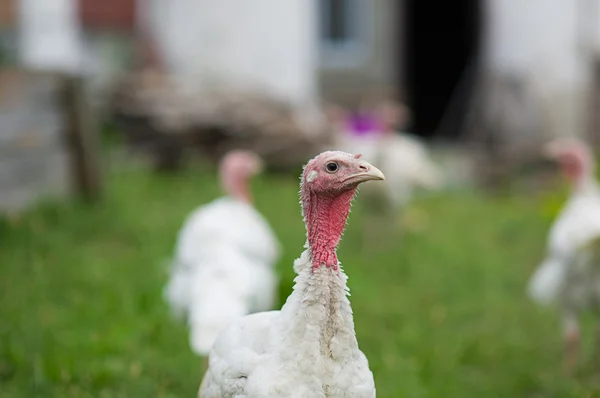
[60, 73, 102, 203]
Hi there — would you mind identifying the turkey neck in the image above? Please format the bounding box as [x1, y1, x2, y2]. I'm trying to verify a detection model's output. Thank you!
[303, 188, 357, 271]
[286, 259, 358, 361]
[280, 187, 359, 359]
[223, 174, 253, 203]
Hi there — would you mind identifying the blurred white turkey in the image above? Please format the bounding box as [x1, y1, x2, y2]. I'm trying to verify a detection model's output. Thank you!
[164, 150, 281, 358]
[528, 137, 600, 373]
[330, 101, 442, 243]
[199, 151, 383, 398]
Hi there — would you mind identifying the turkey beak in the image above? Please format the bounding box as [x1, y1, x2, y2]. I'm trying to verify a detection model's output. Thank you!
[344, 161, 385, 184]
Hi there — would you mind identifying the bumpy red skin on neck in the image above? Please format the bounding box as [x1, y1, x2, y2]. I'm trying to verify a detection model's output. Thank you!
[301, 187, 357, 272]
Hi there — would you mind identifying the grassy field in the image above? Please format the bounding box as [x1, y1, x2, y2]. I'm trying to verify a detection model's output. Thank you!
[1, 160, 599, 397]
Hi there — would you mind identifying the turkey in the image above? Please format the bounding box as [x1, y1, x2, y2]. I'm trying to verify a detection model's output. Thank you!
[528, 137, 600, 374]
[164, 150, 281, 360]
[331, 101, 442, 245]
[199, 150, 384, 398]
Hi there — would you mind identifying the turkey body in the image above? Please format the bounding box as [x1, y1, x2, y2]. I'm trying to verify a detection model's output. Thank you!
[199, 253, 375, 398]
[164, 196, 280, 356]
[529, 182, 600, 321]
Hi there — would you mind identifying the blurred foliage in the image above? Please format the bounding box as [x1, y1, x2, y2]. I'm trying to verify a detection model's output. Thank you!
[0, 162, 599, 397]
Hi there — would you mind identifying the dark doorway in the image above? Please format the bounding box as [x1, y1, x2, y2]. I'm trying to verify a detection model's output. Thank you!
[402, 0, 481, 139]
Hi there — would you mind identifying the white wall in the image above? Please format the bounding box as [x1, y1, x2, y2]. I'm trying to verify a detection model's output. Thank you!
[586, 0, 600, 53]
[484, 0, 598, 138]
[17, 0, 83, 74]
[140, 0, 318, 106]
[597, 1, 600, 53]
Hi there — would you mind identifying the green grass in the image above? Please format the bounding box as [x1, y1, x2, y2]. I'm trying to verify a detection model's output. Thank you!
[0, 162, 598, 397]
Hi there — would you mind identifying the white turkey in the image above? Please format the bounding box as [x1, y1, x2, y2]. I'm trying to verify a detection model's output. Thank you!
[164, 150, 281, 360]
[199, 150, 384, 398]
[528, 137, 600, 373]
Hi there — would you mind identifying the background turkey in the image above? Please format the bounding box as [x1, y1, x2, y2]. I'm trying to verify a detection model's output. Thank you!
[331, 99, 444, 247]
[528, 137, 600, 375]
[164, 150, 281, 365]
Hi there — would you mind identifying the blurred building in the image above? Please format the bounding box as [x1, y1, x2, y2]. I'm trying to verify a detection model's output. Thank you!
[136, 0, 600, 144]
[478, 0, 600, 149]
[1, 0, 598, 142]
[0, 0, 102, 213]
[0, 0, 136, 106]
[138, 0, 317, 113]
[0, 1, 600, 175]
[342, 0, 600, 144]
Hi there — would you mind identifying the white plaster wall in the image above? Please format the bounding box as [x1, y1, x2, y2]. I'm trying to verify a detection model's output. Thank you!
[17, 0, 84, 74]
[140, 0, 318, 105]
[484, 0, 594, 138]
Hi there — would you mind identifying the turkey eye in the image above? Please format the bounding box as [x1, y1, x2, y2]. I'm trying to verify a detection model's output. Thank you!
[326, 162, 339, 173]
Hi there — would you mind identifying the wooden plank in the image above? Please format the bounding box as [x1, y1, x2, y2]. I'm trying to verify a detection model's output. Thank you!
[59, 74, 103, 203]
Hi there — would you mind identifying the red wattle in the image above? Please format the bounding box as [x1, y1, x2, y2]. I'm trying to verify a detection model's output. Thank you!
[302, 188, 356, 271]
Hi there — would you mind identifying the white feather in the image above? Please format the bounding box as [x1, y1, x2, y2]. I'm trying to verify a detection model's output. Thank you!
[528, 257, 566, 305]
[529, 180, 600, 317]
[164, 196, 281, 356]
[199, 251, 375, 398]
